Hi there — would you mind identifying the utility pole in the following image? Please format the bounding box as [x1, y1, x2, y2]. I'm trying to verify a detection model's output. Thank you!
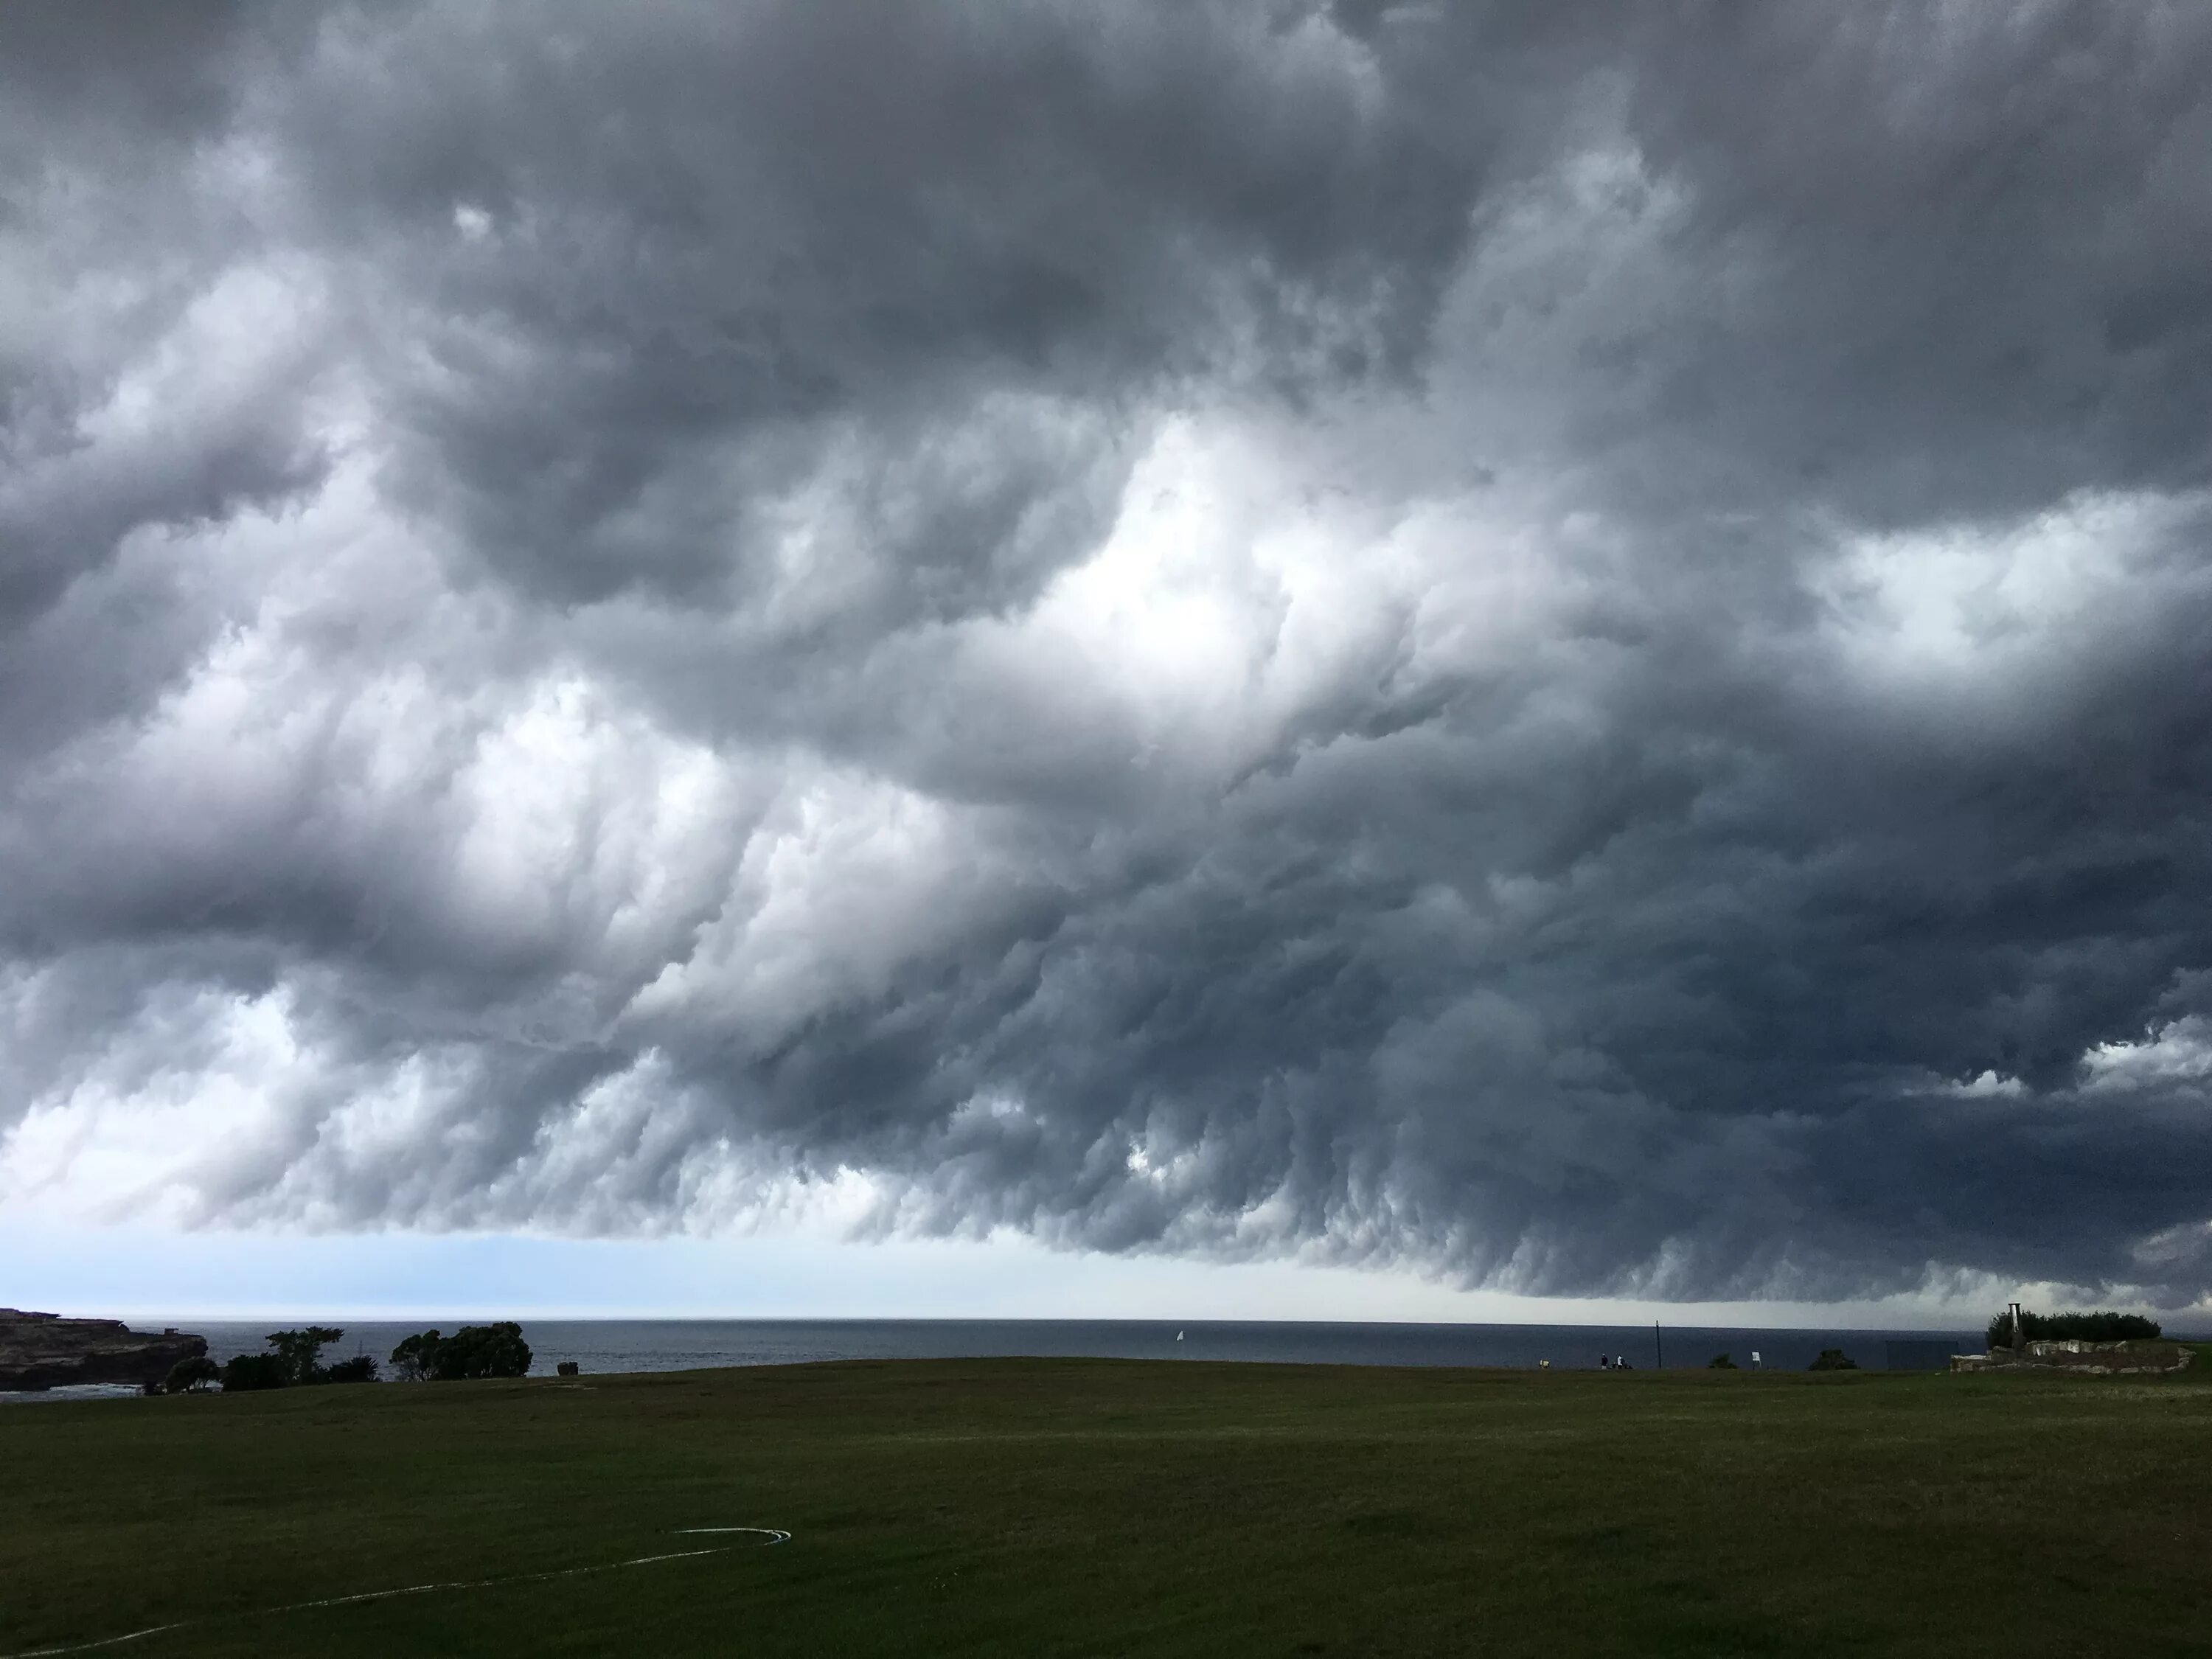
[1654, 1321, 1663, 1370]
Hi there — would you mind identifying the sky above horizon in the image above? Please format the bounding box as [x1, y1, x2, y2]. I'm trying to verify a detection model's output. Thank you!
[0, 1218, 2110, 1332]
[4, 1, 2211, 1321]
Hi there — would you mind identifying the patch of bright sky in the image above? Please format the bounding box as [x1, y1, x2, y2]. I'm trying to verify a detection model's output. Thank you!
[1, 1220, 2160, 1332]
[2081, 1017, 2212, 1091]
[1815, 488, 2200, 680]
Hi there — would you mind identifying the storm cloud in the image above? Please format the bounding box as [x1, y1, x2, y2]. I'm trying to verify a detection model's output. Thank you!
[4, 0, 2211, 1304]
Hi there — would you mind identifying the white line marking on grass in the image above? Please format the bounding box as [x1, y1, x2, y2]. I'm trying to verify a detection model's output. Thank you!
[1, 1529, 788, 1658]
[7, 1626, 184, 1658]
[676, 1528, 793, 1540]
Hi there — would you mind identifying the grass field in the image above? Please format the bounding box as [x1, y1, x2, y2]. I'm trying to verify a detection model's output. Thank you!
[4, 1357, 2209, 1658]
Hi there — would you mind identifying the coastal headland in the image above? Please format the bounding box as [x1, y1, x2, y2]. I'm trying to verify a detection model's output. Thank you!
[4, 1354, 2208, 1657]
[0, 1310, 206, 1393]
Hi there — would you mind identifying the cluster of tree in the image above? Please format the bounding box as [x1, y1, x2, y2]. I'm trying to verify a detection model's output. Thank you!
[1702, 1350, 1860, 1371]
[1983, 1309, 2161, 1350]
[388, 1322, 532, 1381]
[159, 1321, 538, 1391]
[159, 1328, 379, 1394]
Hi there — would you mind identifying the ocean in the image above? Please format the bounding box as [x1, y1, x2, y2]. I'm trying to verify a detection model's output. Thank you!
[4, 1318, 1987, 1400]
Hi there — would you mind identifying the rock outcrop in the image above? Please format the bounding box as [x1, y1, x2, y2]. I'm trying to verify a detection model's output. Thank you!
[0, 1309, 208, 1392]
[1951, 1339, 2195, 1377]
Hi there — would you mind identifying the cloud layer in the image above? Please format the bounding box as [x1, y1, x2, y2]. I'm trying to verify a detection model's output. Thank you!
[4, 0, 2211, 1302]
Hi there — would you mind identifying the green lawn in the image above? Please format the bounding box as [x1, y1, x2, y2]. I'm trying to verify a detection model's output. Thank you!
[3, 1358, 2208, 1658]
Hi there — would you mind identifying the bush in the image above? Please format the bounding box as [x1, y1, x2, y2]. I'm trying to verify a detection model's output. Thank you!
[1808, 1349, 1858, 1371]
[162, 1355, 221, 1394]
[1707, 1353, 1739, 1369]
[322, 1354, 379, 1384]
[220, 1352, 288, 1392]
[1983, 1309, 2160, 1350]
[390, 1321, 532, 1381]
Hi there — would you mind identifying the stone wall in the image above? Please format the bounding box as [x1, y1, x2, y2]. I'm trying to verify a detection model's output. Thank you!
[1950, 1339, 2194, 1377]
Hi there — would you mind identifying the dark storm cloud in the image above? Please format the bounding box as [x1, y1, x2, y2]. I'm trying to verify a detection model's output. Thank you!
[278, 0, 1514, 611]
[4, 0, 2211, 1304]
[1608, 1, 2212, 526]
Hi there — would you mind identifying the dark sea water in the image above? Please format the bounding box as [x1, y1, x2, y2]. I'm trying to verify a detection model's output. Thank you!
[5, 1318, 1989, 1400]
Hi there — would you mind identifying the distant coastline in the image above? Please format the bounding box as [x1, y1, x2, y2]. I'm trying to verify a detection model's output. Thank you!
[83, 1317, 2000, 1386]
[35, 1313, 2212, 1403]
[29, 1313, 2212, 1402]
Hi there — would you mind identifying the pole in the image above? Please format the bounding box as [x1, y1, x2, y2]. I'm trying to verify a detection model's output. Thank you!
[1655, 1320, 1663, 1370]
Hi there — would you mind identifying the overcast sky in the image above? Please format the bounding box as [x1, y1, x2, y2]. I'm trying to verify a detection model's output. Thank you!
[4, 1, 2211, 1322]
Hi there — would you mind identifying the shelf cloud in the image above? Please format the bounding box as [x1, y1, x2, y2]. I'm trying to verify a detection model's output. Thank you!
[5, 0, 2211, 1303]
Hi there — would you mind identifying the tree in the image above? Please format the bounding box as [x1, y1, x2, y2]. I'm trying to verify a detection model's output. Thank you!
[390, 1330, 443, 1382]
[161, 1355, 221, 1394]
[1707, 1353, 1739, 1369]
[220, 1352, 287, 1391]
[390, 1323, 532, 1380]
[265, 1326, 344, 1386]
[428, 1322, 532, 1380]
[1983, 1308, 2160, 1350]
[323, 1354, 379, 1384]
[1808, 1348, 1858, 1371]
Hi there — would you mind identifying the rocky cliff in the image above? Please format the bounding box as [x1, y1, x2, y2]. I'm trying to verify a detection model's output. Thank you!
[0, 1309, 208, 1392]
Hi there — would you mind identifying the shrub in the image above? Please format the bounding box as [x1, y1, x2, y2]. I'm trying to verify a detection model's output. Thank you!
[1983, 1309, 2160, 1350]
[220, 1352, 288, 1392]
[162, 1355, 221, 1394]
[322, 1354, 379, 1384]
[1808, 1349, 1858, 1371]
[1707, 1353, 1739, 1369]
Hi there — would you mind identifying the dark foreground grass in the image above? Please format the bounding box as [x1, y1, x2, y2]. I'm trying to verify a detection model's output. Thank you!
[4, 1359, 2209, 1658]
